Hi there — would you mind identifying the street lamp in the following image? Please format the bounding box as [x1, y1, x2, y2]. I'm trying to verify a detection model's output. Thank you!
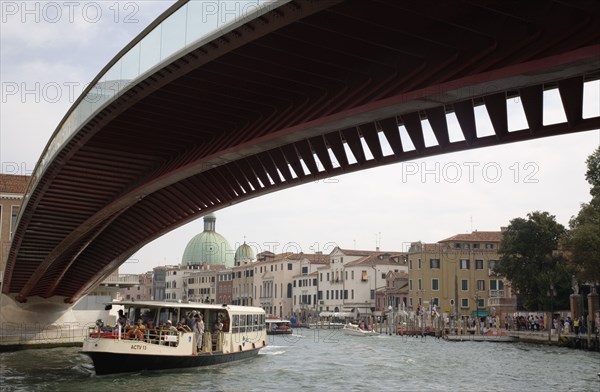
[547, 283, 556, 342]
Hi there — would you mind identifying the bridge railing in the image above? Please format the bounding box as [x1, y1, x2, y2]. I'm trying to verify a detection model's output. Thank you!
[20, 0, 285, 230]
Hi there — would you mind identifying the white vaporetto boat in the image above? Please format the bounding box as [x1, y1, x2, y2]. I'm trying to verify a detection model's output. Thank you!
[342, 323, 380, 336]
[81, 301, 267, 375]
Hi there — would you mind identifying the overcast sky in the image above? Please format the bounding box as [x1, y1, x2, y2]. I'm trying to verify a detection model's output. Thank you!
[1, 1, 598, 275]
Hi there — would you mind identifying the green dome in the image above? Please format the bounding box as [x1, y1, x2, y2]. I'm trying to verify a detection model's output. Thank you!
[234, 242, 255, 265]
[182, 214, 234, 267]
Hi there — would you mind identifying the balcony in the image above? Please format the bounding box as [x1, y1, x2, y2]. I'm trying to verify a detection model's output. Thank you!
[488, 296, 517, 308]
[489, 290, 505, 297]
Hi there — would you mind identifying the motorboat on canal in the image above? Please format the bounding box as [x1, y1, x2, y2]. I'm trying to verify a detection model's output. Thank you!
[81, 301, 267, 375]
[342, 323, 380, 337]
[266, 317, 293, 335]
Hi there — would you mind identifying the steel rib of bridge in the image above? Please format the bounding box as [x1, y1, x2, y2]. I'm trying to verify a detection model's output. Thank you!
[4, 0, 600, 303]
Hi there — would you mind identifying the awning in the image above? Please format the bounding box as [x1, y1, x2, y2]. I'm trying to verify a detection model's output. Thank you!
[473, 310, 489, 317]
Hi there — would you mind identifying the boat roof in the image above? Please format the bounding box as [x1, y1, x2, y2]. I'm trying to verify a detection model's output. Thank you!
[266, 318, 291, 323]
[111, 300, 265, 314]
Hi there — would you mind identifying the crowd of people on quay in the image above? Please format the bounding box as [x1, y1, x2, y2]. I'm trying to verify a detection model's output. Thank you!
[503, 314, 592, 335]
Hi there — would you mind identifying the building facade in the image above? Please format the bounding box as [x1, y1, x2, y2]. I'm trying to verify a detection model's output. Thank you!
[407, 230, 516, 320]
[317, 247, 409, 318]
[0, 174, 29, 290]
[291, 252, 329, 322]
[116, 271, 153, 301]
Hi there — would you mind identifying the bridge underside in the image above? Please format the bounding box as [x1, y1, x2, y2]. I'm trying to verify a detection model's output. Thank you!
[4, 0, 600, 303]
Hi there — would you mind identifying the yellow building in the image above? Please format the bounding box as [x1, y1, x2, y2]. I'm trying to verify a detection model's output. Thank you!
[408, 230, 516, 319]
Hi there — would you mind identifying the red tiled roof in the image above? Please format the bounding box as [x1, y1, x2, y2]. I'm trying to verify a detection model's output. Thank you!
[335, 248, 379, 256]
[0, 174, 30, 194]
[387, 271, 408, 279]
[345, 252, 407, 266]
[439, 231, 502, 243]
[294, 253, 330, 264]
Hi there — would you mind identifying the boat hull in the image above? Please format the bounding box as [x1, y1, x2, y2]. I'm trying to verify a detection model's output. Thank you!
[342, 324, 379, 336]
[83, 347, 262, 375]
[266, 330, 293, 335]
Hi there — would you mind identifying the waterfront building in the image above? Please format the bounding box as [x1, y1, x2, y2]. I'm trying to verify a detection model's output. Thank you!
[216, 269, 233, 304]
[291, 252, 329, 322]
[231, 255, 257, 306]
[383, 271, 409, 311]
[0, 174, 29, 291]
[152, 265, 179, 301]
[407, 230, 517, 321]
[186, 264, 227, 303]
[116, 271, 153, 301]
[165, 263, 224, 302]
[252, 251, 325, 318]
[318, 247, 408, 318]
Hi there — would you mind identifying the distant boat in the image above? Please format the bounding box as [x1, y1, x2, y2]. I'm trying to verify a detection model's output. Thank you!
[81, 301, 267, 375]
[342, 323, 379, 337]
[266, 317, 293, 335]
[289, 316, 309, 329]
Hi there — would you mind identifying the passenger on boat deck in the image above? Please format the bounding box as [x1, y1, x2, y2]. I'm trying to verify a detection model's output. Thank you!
[194, 314, 204, 350]
[214, 316, 223, 333]
[116, 309, 128, 330]
[177, 322, 192, 332]
[146, 320, 155, 336]
[126, 319, 146, 340]
[186, 312, 196, 331]
[164, 320, 178, 332]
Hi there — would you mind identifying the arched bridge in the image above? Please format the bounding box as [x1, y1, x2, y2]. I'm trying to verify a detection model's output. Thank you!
[4, 0, 599, 304]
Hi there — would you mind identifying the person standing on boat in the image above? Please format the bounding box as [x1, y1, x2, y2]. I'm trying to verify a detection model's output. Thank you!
[214, 315, 224, 332]
[194, 314, 205, 351]
[117, 309, 128, 333]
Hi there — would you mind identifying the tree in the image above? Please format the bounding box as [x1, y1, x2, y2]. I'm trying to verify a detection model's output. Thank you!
[566, 146, 600, 285]
[585, 145, 600, 198]
[494, 211, 572, 311]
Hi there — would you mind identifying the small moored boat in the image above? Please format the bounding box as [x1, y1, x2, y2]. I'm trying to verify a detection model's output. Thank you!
[342, 323, 379, 337]
[81, 301, 267, 375]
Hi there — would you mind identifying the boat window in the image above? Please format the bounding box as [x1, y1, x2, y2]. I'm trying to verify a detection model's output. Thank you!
[232, 315, 240, 333]
[138, 307, 155, 325]
[158, 307, 178, 327]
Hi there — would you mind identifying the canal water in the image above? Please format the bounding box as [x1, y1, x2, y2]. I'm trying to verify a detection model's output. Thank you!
[1, 330, 599, 391]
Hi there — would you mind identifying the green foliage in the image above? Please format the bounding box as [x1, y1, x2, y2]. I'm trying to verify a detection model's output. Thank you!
[495, 211, 572, 311]
[566, 145, 600, 284]
[585, 146, 600, 198]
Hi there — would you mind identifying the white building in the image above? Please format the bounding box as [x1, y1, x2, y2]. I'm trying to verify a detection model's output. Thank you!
[317, 247, 408, 319]
[291, 252, 329, 322]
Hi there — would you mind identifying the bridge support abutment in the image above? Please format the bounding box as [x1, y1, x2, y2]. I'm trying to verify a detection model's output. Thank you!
[0, 293, 102, 351]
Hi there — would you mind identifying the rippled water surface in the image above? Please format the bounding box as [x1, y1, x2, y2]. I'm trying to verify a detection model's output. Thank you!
[1, 330, 599, 391]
